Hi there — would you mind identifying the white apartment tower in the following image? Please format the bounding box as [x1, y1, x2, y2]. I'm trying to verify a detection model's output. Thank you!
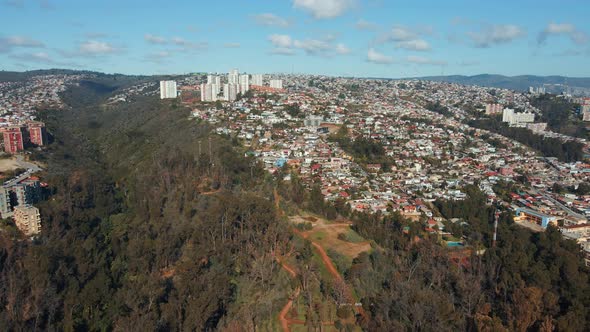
[228, 69, 239, 84]
[239, 74, 249, 94]
[270, 79, 283, 89]
[251, 74, 263, 86]
[160, 80, 177, 99]
[224, 83, 239, 101]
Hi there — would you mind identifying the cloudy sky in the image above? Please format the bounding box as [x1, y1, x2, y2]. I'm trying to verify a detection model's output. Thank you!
[1, 0, 589, 77]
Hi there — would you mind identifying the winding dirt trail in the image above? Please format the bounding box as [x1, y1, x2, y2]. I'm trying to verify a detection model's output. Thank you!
[275, 191, 369, 329]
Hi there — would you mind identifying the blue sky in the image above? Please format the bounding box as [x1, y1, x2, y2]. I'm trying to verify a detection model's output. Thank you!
[0, 0, 589, 77]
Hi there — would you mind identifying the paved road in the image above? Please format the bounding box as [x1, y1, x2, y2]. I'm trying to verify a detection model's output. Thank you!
[15, 154, 42, 172]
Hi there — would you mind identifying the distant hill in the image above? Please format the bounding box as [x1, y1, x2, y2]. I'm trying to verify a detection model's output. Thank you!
[401, 74, 590, 92]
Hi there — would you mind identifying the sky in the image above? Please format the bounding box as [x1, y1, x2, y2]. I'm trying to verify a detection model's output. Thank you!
[0, 0, 589, 78]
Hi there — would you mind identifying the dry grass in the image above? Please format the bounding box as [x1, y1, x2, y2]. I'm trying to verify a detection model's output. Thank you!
[290, 214, 371, 259]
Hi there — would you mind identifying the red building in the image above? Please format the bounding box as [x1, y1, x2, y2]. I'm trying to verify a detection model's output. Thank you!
[1, 126, 26, 154]
[26, 121, 46, 146]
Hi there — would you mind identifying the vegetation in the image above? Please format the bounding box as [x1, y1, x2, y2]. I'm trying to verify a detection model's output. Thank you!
[468, 117, 585, 162]
[0, 80, 291, 331]
[531, 94, 588, 139]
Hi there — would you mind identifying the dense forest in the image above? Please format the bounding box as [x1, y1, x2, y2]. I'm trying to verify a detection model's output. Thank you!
[468, 117, 585, 162]
[0, 78, 589, 331]
[0, 79, 292, 330]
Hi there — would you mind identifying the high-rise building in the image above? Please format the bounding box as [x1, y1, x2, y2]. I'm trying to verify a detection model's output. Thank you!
[200, 83, 213, 102]
[207, 75, 221, 94]
[228, 69, 239, 84]
[0, 187, 10, 218]
[239, 74, 249, 94]
[1, 126, 27, 154]
[485, 103, 503, 115]
[582, 105, 590, 122]
[224, 83, 239, 101]
[270, 79, 283, 89]
[251, 74, 263, 86]
[210, 83, 219, 101]
[27, 121, 46, 146]
[13, 205, 41, 236]
[160, 80, 178, 99]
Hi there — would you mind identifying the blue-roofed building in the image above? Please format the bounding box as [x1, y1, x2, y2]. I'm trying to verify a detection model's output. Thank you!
[514, 207, 557, 228]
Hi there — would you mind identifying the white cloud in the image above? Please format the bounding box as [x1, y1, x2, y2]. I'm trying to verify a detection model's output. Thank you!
[406, 55, 447, 66]
[12, 51, 54, 63]
[396, 39, 431, 51]
[0, 35, 45, 52]
[293, 0, 354, 19]
[252, 13, 291, 27]
[5, 36, 44, 47]
[335, 43, 351, 55]
[468, 24, 525, 48]
[367, 48, 393, 64]
[79, 40, 117, 55]
[293, 39, 331, 55]
[538, 22, 589, 45]
[376, 26, 433, 51]
[270, 47, 296, 56]
[145, 34, 167, 44]
[268, 34, 293, 48]
[268, 33, 349, 57]
[355, 19, 377, 31]
[145, 51, 172, 63]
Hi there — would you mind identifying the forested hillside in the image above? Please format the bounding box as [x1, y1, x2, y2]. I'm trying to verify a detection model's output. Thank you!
[0, 79, 291, 330]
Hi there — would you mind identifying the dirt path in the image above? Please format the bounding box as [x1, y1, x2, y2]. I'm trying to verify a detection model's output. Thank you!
[278, 287, 300, 332]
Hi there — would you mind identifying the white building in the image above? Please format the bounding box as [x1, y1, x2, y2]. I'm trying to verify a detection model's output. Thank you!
[200, 83, 212, 102]
[502, 108, 535, 127]
[224, 83, 239, 101]
[251, 74, 263, 86]
[228, 69, 239, 84]
[270, 79, 283, 89]
[159, 80, 177, 99]
[582, 105, 590, 122]
[239, 74, 249, 94]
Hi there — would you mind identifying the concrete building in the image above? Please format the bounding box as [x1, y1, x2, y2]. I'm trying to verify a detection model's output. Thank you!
[159, 80, 177, 99]
[251, 74, 263, 86]
[502, 108, 535, 127]
[207, 75, 221, 95]
[27, 121, 47, 146]
[224, 83, 239, 101]
[582, 105, 590, 122]
[13, 205, 41, 236]
[200, 83, 213, 102]
[1, 126, 26, 154]
[270, 79, 283, 89]
[0, 187, 10, 218]
[514, 207, 557, 228]
[228, 69, 239, 84]
[485, 103, 503, 115]
[239, 74, 249, 94]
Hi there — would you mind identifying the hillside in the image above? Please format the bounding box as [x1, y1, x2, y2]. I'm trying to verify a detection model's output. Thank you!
[403, 74, 590, 92]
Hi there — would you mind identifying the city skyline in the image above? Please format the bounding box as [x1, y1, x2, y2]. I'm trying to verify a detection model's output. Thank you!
[0, 0, 589, 77]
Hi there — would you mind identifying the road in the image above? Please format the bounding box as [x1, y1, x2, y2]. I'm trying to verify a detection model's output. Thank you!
[15, 154, 42, 173]
[534, 189, 587, 220]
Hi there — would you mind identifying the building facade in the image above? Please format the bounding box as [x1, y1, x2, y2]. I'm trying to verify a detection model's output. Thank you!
[13, 205, 41, 236]
[27, 121, 47, 146]
[251, 74, 263, 86]
[159, 80, 178, 99]
[270, 79, 283, 89]
[1, 126, 26, 154]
